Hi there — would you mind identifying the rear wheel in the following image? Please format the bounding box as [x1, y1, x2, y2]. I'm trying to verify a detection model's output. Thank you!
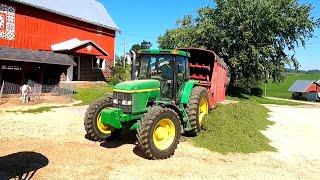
[84, 96, 119, 141]
[137, 107, 181, 160]
[187, 86, 209, 136]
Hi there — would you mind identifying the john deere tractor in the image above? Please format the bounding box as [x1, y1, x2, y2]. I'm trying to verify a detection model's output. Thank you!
[84, 49, 211, 159]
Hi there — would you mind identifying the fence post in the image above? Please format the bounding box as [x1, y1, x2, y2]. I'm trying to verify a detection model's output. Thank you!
[0, 81, 4, 98]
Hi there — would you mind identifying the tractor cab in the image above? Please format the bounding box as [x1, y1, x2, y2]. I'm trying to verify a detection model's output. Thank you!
[136, 49, 190, 101]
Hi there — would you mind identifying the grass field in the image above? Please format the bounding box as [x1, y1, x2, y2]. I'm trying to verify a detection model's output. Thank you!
[227, 94, 303, 106]
[192, 101, 276, 154]
[263, 73, 320, 99]
[73, 85, 113, 105]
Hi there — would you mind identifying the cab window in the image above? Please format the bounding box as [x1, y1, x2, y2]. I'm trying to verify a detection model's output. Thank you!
[176, 56, 187, 89]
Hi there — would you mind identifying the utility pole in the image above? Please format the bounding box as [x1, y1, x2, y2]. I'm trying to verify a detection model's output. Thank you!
[264, 83, 267, 97]
[123, 38, 126, 68]
[264, 69, 268, 97]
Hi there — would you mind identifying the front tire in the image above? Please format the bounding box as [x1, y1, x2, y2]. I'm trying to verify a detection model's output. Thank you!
[137, 107, 181, 160]
[84, 96, 118, 141]
[186, 86, 209, 136]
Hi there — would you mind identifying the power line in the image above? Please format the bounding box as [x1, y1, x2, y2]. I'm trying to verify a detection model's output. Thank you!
[119, 32, 157, 39]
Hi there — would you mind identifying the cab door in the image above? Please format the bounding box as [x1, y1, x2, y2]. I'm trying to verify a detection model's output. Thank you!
[154, 56, 174, 99]
[175, 56, 188, 103]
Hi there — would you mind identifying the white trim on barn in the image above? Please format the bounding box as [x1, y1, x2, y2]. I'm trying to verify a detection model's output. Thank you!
[51, 38, 109, 56]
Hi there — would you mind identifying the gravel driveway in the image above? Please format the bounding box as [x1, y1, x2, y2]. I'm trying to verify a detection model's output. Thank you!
[0, 105, 320, 179]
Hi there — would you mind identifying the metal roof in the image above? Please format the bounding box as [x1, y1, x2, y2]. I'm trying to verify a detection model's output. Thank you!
[0, 47, 76, 66]
[288, 80, 315, 92]
[51, 38, 109, 56]
[10, 0, 119, 31]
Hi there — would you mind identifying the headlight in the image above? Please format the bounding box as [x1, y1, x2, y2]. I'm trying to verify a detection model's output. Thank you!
[122, 100, 132, 106]
[113, 99, 118, 104]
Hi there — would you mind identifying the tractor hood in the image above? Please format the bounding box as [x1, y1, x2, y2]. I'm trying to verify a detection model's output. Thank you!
[113, 79, 160, 93]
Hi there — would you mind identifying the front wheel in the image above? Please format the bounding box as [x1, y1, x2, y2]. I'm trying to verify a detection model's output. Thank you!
[137, 107, 181, 160]
[84, 96, 118, 141]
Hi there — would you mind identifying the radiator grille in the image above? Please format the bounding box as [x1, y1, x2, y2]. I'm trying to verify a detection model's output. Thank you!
[113, 92, 132, 113]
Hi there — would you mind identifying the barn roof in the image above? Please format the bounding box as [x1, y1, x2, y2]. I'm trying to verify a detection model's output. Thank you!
[0, 47, 77, 66]
[288, 80, 318, 93]
[10, 0, 119, 31]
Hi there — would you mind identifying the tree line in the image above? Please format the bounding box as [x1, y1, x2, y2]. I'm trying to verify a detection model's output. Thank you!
[158, 0, 319, 90]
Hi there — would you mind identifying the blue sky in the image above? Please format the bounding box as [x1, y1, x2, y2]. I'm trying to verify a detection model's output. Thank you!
[102, 0, 320, 70]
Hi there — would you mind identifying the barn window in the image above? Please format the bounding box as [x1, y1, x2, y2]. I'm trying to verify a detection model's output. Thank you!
[2, 65, 22, 71]
[92, 58, 104, 69]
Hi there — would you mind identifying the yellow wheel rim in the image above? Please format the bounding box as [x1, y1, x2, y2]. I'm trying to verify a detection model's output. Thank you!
[97, 113, 114, 135]
[199, 97, 209, 125]
[153, 118, 176, 150]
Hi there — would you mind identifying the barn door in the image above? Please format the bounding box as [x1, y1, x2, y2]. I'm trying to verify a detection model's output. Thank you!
[72, 56, 80, 81]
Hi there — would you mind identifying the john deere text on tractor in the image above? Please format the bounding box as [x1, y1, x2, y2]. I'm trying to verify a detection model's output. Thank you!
[84, 48, 228, 159]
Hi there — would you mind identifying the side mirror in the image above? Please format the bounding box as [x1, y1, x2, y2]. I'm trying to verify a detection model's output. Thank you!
[128, 50, 137, 80]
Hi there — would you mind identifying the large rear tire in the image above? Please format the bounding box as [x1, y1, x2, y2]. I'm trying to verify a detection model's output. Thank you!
[84, 96, 118, 141]
[186, 86, 209, 136]
[137, 107, 181, 160]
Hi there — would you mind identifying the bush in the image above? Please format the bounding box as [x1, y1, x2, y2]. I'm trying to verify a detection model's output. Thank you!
[108, 77, 120, 85]
[250, 87, 263, 96]
[108, 62, 131, 85]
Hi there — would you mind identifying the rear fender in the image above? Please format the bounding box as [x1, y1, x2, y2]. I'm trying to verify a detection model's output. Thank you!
[180, 80, 197, 105]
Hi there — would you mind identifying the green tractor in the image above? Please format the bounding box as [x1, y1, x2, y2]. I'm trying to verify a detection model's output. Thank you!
[84, 48, 228, 159]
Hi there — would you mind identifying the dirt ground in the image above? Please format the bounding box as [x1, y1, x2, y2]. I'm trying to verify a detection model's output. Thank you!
[0, 96, 77, 111]
[1, 104, 320, 179]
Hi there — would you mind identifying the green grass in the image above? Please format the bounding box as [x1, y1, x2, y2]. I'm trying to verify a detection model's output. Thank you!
[192, 101, 276, 154]
[227, 94, 303, 106]
[7, 106, 65, 114]
[250, 96, 303, 106]
[263, 73, 320, 99]
[73, 85, 113, 105]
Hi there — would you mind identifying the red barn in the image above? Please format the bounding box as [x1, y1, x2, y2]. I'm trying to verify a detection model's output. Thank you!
[288, 80, 320, 101]
[0, 0, 118, 92]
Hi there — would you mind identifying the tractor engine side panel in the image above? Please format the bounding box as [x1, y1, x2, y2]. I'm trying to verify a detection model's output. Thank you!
[132, 90, 160, 114]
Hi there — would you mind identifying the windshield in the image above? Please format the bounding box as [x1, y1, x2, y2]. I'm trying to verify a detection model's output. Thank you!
[137, 55, 174, 80]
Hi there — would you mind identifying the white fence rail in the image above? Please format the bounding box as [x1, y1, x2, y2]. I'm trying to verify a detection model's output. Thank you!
[0, 80, 74, 98]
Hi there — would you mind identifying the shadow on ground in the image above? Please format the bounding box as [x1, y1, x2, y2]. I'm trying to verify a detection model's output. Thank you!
[99, 131, 137, 149]
[0, 152, 49, 180]
[98, 132, 190, 159]
[97, 131, 148, 159]
[227, 92, 250, 100]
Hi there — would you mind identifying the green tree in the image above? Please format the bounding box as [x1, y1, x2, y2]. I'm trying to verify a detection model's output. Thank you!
[131, 44, 142, 54]
[158, 0, 319, 89]
[130, 40, 153, 54]
[108, 55, 131, 85]
[141, 40, 152, 49]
